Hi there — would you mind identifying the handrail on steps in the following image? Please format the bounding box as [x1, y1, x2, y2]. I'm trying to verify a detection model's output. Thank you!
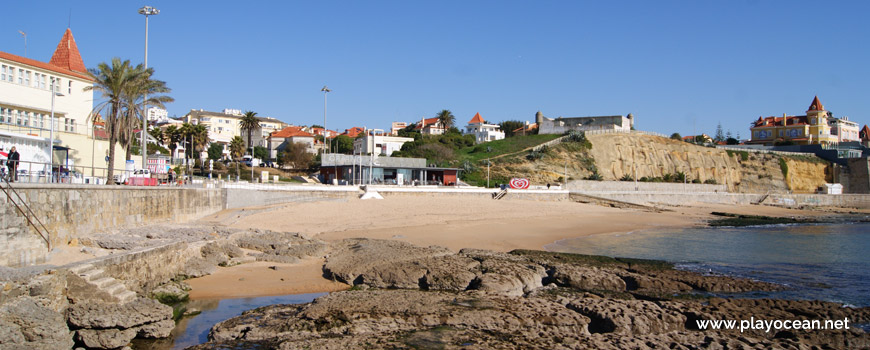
[0, 177, 51, 251]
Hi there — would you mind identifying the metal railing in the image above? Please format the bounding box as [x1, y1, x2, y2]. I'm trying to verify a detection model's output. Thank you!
[0, 176, 51, 251]
[1, 159, 136, 185]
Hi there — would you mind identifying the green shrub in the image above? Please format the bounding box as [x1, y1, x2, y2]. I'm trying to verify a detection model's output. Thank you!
[779, 158, 788, 178]
[619, 174, 633, 181]
[704, 179, 718, 184]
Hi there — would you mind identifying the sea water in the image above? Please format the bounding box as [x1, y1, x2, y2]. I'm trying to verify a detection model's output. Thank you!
[133, 293, 325, 350]
[545, 222, 870, 307]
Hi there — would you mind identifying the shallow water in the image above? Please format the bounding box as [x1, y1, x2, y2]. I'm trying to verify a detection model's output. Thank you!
[545, 222, 870, 307]
[133, 293, 324, 350]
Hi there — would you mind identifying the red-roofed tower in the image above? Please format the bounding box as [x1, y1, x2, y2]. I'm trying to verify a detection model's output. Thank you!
[49, 28, 87, 74]
[468, 113, 485, 124]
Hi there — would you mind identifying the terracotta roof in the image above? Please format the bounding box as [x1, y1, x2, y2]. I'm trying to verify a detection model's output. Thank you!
[468, 113, 485, 124]
[752, 116, 810, 128]
[414, 117, 441, 130]
[271, 126, 313, 138]
[49, 29, 88, 74]
[808, 96, 824, 111]
[0, 51, 93, 82]
[860, 125, 870, 139]
[310, 127, 338, 138]
[342, 127, 365, 138]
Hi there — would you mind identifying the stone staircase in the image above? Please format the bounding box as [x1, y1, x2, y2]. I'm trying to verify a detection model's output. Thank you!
[69, 264, 137, 303]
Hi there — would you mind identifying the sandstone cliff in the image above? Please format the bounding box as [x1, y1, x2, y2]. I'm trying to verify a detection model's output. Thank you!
[478, 133, 831, 193]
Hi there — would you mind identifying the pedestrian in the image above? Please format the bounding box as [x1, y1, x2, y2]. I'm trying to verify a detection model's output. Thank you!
[547, 183, 551, 189]
[168, 168, 175, 186]
[7, 146, 19, 182]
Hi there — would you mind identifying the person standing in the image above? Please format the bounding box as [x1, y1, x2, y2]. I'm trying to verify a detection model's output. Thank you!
[7, 146, 19, 182]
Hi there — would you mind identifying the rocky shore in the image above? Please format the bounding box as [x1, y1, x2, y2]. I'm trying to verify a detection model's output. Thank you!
[190, 238, 870, 349]
[2, 224, 869, 349]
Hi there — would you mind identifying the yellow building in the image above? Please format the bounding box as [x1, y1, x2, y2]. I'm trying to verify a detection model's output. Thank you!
[749, 96, 838, 145]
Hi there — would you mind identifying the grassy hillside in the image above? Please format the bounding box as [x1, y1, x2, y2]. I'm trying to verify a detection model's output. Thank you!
[455, 134, 562, 163]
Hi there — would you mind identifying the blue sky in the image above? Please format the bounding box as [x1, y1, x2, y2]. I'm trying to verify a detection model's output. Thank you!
[2, 1, 868, 138]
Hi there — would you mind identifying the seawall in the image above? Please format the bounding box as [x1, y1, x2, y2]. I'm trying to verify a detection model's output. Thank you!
[1, 185, 224, 267]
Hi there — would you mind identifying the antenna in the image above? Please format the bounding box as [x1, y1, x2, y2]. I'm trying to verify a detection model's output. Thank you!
[17, 30, 26, 57]
[68, 8, 72, 28]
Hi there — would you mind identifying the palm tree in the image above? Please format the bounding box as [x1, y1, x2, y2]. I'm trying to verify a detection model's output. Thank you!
[229, 136, 245, 180]
[85, 58, 145, 184]
[239, 111, 260, 156]
[179, 122, 195, 161]
[165, 125, 181, 164]
[191, 124, 209, 167]
[229, 136, 245, 161]
[118, 65, 173, 161]
[436, 109, 455, 130]
[149, 127, 165, 147]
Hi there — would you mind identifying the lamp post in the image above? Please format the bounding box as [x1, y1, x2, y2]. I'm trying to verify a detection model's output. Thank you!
[139, 5, 159, 171]
[48, 78, 64, 183]
[320, 86, 331, 183]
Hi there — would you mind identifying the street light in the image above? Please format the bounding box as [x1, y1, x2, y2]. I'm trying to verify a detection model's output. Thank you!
[321, 85, 331, 183]
[48, 78, 64, 183]
[139, 5, 159, 172]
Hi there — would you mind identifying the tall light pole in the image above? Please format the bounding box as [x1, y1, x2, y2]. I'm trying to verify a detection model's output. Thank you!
[48, 78, 64, 183]
[321, 86, 331, 183]
[18, 31, 26, 57]
[139, 5, 159, 171]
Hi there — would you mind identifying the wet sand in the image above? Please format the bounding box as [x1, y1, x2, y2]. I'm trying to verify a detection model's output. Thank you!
[186, 258, 349, 300]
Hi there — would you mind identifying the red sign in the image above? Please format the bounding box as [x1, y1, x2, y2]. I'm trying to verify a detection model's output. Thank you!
[509, 178, 530, 189]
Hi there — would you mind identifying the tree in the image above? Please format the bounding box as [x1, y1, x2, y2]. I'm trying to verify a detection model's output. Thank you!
[229, 136, 245, 161]
[436, 109, 455, 130]
[333, 135, 354, 154]
[239, 111, 260, 155]
[207, 143, 224, 160]
[118, 65, 173, 161]
[714, 122, 725, 142]
[149, 127, 165, 147]
[190, 124, 209, 161]
[499, 120, 524, 137]
[280, 142, 314, 169]
[726, 137, 739, 145]
[165, 125, 182, 164]
[670, 132, 682, 140]
[85, 58, 146, 184]
[310, 124, 323, 129]
[253, 146, 268, 160]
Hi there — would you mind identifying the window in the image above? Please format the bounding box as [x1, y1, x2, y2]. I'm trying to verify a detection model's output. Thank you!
[68, 80, 72, 94]
[7, 66, 13, 82]
[18, 69, 24, 84]
[1, 65, 6, 81]
[54, 78, 61, 92]
[24, 70, 30, 87]
[65, 118, 75, 132]
[0, 108, 6, 123]
[15, 110, 22, 125]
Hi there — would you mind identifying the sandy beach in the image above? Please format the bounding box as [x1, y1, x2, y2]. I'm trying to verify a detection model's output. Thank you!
[184, 197, 830, 299]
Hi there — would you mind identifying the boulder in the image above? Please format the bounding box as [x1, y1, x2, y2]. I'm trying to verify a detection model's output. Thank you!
[75, 328, 137, 349]
[0, 296, 74, 349]
[68, 297, 172, 329]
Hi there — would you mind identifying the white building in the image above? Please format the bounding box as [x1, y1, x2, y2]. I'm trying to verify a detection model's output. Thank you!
[268, 126, 316, 159]
[390, 121, 408, 135]
[182, 109, 287, 157]
[464, 113, 505, 143]
[146, 107, 169, 123]
[0, 28, 133, 179]
[829, 116, 861, 142]
[353, 130, 414, 156]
